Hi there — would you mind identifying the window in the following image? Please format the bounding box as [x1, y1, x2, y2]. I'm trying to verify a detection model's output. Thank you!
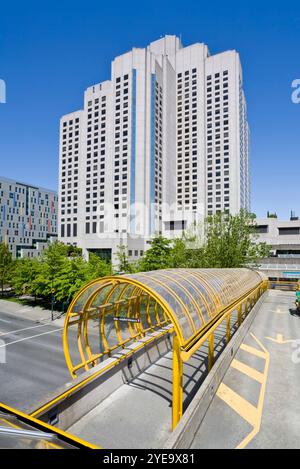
[278, 227, 300, 235]
[256, 225, 269, 234]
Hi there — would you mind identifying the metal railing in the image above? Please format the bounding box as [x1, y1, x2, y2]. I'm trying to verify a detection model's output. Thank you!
[171, 280, 268, 429]
[31, 271, 268, 435]
[0, 403, 99, 449]
[63, 283, 171, 378]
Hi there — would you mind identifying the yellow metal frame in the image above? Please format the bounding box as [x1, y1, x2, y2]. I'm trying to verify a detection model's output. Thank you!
[0, 402, 100, 449]
[61, 269, 268, 432]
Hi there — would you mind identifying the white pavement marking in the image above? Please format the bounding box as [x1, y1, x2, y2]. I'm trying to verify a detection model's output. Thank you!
[0, 318, 12, 324]
[0, 328, 64, 348]
[0, 322, 60, 338]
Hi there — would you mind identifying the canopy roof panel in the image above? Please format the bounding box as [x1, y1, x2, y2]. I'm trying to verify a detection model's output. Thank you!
[70, 268, 266, 348]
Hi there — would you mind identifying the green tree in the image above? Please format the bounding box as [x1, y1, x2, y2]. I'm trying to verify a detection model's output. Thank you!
[11, 257, 41, 296]
[9, 242, 114, 308]
[201, 210, 270, 268]
[138, 236, 172, 272]
[53, 256, 87, 302]
[115, 244, 132, 273]
[30, 242, 69, 299]
[84, 253, 112, 281]
[0, 242, 14, 294]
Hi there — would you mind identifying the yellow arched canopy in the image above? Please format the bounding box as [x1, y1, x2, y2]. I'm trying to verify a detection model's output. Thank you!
[63, 268, 266, 378]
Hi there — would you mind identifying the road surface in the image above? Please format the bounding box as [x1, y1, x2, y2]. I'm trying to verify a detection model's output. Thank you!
[0, 309, 72, 410]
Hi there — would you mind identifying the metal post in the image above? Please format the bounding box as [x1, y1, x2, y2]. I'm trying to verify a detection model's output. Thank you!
[208, 332, 214, 371]
[51, 284, 55, 321]
[172, 335, 183, 431]
[237, 303, 242, 326]
[245, 298, 248, 317]
[226, 315, 231, 343]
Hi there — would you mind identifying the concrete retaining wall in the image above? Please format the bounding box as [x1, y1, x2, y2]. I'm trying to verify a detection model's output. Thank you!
[28, 331, 172, 431]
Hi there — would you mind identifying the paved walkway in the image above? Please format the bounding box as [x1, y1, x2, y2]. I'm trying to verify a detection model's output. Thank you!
[0, 299, 66, 327]
[66, 314, 240, 449]
[191, 290, 300, 449]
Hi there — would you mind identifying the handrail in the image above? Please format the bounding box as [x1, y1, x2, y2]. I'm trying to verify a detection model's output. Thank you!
[0, 403, 100, 449]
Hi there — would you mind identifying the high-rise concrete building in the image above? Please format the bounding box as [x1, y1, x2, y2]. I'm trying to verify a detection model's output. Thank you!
[0, 176, 58, 258]
[58, 35, 250, 262]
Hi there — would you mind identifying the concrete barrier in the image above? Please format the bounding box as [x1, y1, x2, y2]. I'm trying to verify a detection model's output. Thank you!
[27, 330, 172, 432]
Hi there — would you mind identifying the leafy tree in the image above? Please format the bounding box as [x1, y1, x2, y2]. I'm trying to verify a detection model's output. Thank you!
[11, 257, 41, 295]
[115, 244, 132, 273]
[84, 253, 112, 281]
[30, 241, 68, 299]
[168, 238, 187, 268]
[138, 236, 172, 271]
[52, 256, 87, 302]
[201, 210, 270, 268]
[0, 242, 14, 294]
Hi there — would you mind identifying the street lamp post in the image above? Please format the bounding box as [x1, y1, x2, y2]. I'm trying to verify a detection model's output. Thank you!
[51, 279, 55, 321]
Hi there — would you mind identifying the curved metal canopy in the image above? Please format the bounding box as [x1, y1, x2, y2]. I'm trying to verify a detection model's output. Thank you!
[65, 268, 266, 368]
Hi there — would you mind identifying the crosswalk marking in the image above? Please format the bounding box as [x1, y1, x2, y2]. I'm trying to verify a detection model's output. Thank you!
[217, 382, 258, 427]
[231, 358, 264, 383]
[240, 343, 266, 359]
[215, 334, 270, 449]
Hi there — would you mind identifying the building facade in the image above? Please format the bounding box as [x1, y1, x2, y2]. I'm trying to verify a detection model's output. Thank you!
[0, 176, 58, 258]
[58, 35, 250, 262]
[254, 217, 300, 278]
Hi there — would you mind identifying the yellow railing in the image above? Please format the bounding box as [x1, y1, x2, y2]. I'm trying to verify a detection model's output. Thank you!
[171, 279, 268, 429]
[63, 283, 171, 378]
[60, 271, 268, 432]
[0, 403, 99, 449]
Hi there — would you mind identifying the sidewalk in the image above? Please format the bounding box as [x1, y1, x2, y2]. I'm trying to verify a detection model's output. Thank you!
[190, 290, 300, 449]
[0, 299, 66, 327]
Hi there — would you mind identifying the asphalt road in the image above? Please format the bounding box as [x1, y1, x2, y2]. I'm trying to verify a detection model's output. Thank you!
[0, 310, 73, 411]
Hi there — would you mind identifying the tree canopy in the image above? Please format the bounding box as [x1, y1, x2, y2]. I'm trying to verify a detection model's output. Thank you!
[1, 210, 270, 308]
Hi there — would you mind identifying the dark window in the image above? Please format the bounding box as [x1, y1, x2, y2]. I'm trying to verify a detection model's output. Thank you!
[255, 225, 269, 234]
[278, 227, 300, 235]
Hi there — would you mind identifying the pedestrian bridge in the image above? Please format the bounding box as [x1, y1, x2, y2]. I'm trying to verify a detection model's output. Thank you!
[18, 268, 267, 448]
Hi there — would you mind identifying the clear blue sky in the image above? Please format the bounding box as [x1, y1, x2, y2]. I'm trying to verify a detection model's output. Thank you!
[0, 0, 299, 218]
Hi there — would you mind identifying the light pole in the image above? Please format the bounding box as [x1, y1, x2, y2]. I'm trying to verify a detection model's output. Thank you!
[51, 279, 55, 321]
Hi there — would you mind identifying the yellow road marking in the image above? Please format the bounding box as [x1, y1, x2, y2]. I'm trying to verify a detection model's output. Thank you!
[265, 334, 295, 344]
[216, 333, 270, 450]
[217, 383, 258, 426]
[240, 343, 266, 359]
[231, 359, 264, 384]
[236, 334, 270, 449]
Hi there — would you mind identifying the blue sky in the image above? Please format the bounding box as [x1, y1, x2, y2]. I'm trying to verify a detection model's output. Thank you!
[0, 0, 299, 218]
